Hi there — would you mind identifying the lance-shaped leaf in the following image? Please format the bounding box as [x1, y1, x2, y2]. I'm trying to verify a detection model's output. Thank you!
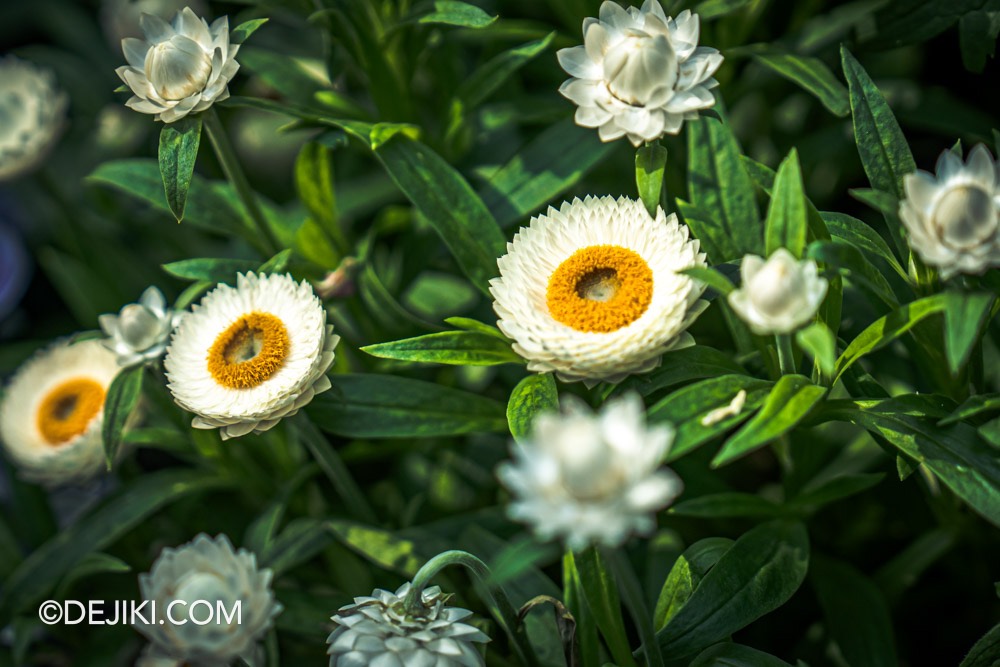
[362, 330, 522, 366]
[765, 148, 809, 257]
[753, 51, 849, 117]
[158, 115, 202, 222]
[636, 142, 668, 218]
[102, 365, 144, 469]
[944, 291, 996, 375]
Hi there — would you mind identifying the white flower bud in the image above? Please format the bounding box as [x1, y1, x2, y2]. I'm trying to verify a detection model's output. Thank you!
[144, 35, 213, 100]
[728, 249, 828, 335]
[100, 286, 182, 367]
[603, 30, 677, 106]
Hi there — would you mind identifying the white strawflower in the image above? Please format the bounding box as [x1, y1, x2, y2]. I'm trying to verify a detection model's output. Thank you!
[135, 534, 281, 666]
[727, 249, 828, 335]
[899, 144, 1000, 279]
[498, 393, 682, 550]
[0, 339, 119, 487]
[100, 286, 183, 367]
[101, 0, 208, 46]
[327, 582, 490, 667]
[557, 0, 723, 146]
[490, 195, 707, 385]
[163, 272, 338, 440]
[0, 57, 68, 181]
[116, 6, 240, 123]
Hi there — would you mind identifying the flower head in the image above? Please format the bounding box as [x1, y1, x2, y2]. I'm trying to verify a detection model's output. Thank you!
[116, 6, 239, 123]
[557, 0, 723, 146]
[327, 582, 489, 667]
[727, 249, 827, 335]
[135, 534, 281, 666]
[0, 57, 68, 180]
[100, 286, 183, 367]
[490, 195, 707, 385]
[163, 272, 339, 439]
[899, 144, 1000, 279]
[0, 339, 119, 487]
[498, 393, 682, 550]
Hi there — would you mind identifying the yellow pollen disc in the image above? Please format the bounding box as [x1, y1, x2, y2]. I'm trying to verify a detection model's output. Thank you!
[546, 245, 654, 333]
[207, 311, 290, 389]
[36, 378, 106, 446]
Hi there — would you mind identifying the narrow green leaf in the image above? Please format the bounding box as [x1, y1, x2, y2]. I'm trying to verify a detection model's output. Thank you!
[790, 473, 884, 510]
[158, 115, 202, 222]
[620, 346, 747, 397]
[161, 257, 259, 282]
[693, 0, 754, 19]
[636, 142, 668, 218]
[796, 322, 836, 379]
[444, 316, 508, 338]
[811, 556, 897, 667]
[656, 520, 810, 658]
[258, 248, 293, 274]
[690, 643, 794, 667]
[653, 538, 733, 631]
[941, 393, 1000, 425]
[261, 518, 337, 576]
[456, 33, 554, 109]
[961, 620, 1000, 667]
[507, 373, 558, 441]
[822, 211, 908, 281]
[681, 266, 734, 295]
[102, 365, 143, 469]
[373, 134, 506, 293]
[361, 330, 522, 366]
[669, 493, 782, 519]
[295, 142, 343, 256]
[753, 52, 849, 117]
[572, 548, 638, 667]
[808, 240, 898, 308]
[944, 291, 995, 375]
[713, 375, 826, 468]
[327, 520, 423, 577]
[231, 18, 268, 44]
[293, 417, 377, 525]
[834, 294, 947, 384]
[306, 374, 507, 438]
[416, 0, 497, 27]
[765, 148, 809, 257]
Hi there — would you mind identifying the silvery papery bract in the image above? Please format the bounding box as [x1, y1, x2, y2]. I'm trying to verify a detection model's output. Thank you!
[557, 0, 723, 146]
[327, 582, 489, 667]
[727, 249, 828, 335]
[116, 6, 239, 123]
[899, 144, 1000, 279]
[0, 56, 68, 181]
[100, 286, 183, 367]
[498, 393, 683, 550]
[134, 534, 281, 666]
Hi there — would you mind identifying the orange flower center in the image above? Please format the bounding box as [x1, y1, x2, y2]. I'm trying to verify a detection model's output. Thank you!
[207, 312, 290, 389]
[546, 245, 654, 333]
[36, 377, 106, 446]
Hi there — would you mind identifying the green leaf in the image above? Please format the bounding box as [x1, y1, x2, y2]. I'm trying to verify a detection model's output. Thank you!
[261, 518, 336, 576]
[307, 373, 507, 438]
[507, 373, 558, 441]
[961, 620, 1000, 667]
[822, 395, 1000, 528]
[840, 47, 916, 202]
[295, 142, 344, 257]
[620, 345, 747, 397]
[231, 18, 268, 44]
[681, 266, 734, 296]
[0, 470, 228, 620]
[807, 240, 898, 308]
[941, 393, 1000, 425]
[456, 33, 554, 109]
[54, 553, 131, 599]
[157, 115, 202, 222]
[571, 548, 638, 667]
[361, 330, 521, 366]
[822, 211, 908, 281]
[875, 528, 955, 601]
[944, 291, 995, 375]
[796, 322, 837, 379]
[648, 375, 773, 460]
[101, 365, 143, 469]
[239, 47, 328, 106]
[959, 10, 1000, 73]
[258, 248, 293, 274]
[765, 148, 809, 257]
[655, 520, 810, 658]
[327, 520, 423, 577]
[653, 538, 733, 631]
[693, 0, 754, 19]
[373, 134, 506, 293]
[293, 417, 377, 524]
[161, 257, 259, 282]
[416, 0, 497, 27]
[810, 556, 897, 667]
[690, 643, 794, 667]
[834, 294, 947, 384]
[479, 118, 615, 228]
[670, 493, 782, 519]
[681, 115, 762, 262]
[636, 142, 668, 218]
[444, 316, 508, 338]
[790, 473, 884, 510]
[753, 52, 849, 117]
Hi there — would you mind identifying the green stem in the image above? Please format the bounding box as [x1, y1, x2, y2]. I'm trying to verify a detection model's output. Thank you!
[202, 107, 280, 255]
[776, 334, 796, 376]
[405, 550, 537, 667]
[602, 548, 665, 667]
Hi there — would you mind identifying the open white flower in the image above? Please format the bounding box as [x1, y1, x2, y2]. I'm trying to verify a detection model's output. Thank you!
[135, 534, 281, 666]
[490, 195, 707, 385]
[0, 57, 68, 181]
[728, 249, 828, 335]
[557, 0, 722, 146]
[0, 339, 119, 487]
[327, 582, 489, 667]
[116, 6, 239, 123]
[164, 272, 338, 440]
[498, 393, 682, 550]
[100, 286, 183, 367]
[899, 144, 1000, 278]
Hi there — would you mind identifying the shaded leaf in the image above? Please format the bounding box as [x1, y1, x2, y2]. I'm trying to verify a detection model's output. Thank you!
[362, 330, 521, 366]
[753, 51, 850, 117]
[507, 373, 558, 441]
[157, 115, 202, 222]
[102, 365, 143, 469]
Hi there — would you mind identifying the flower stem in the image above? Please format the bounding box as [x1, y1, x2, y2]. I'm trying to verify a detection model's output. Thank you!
[776, 334, 796, 376]
[405, 550, 537, 667]
[202, 107, 280, 255]
[602, 548, 665, 667]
